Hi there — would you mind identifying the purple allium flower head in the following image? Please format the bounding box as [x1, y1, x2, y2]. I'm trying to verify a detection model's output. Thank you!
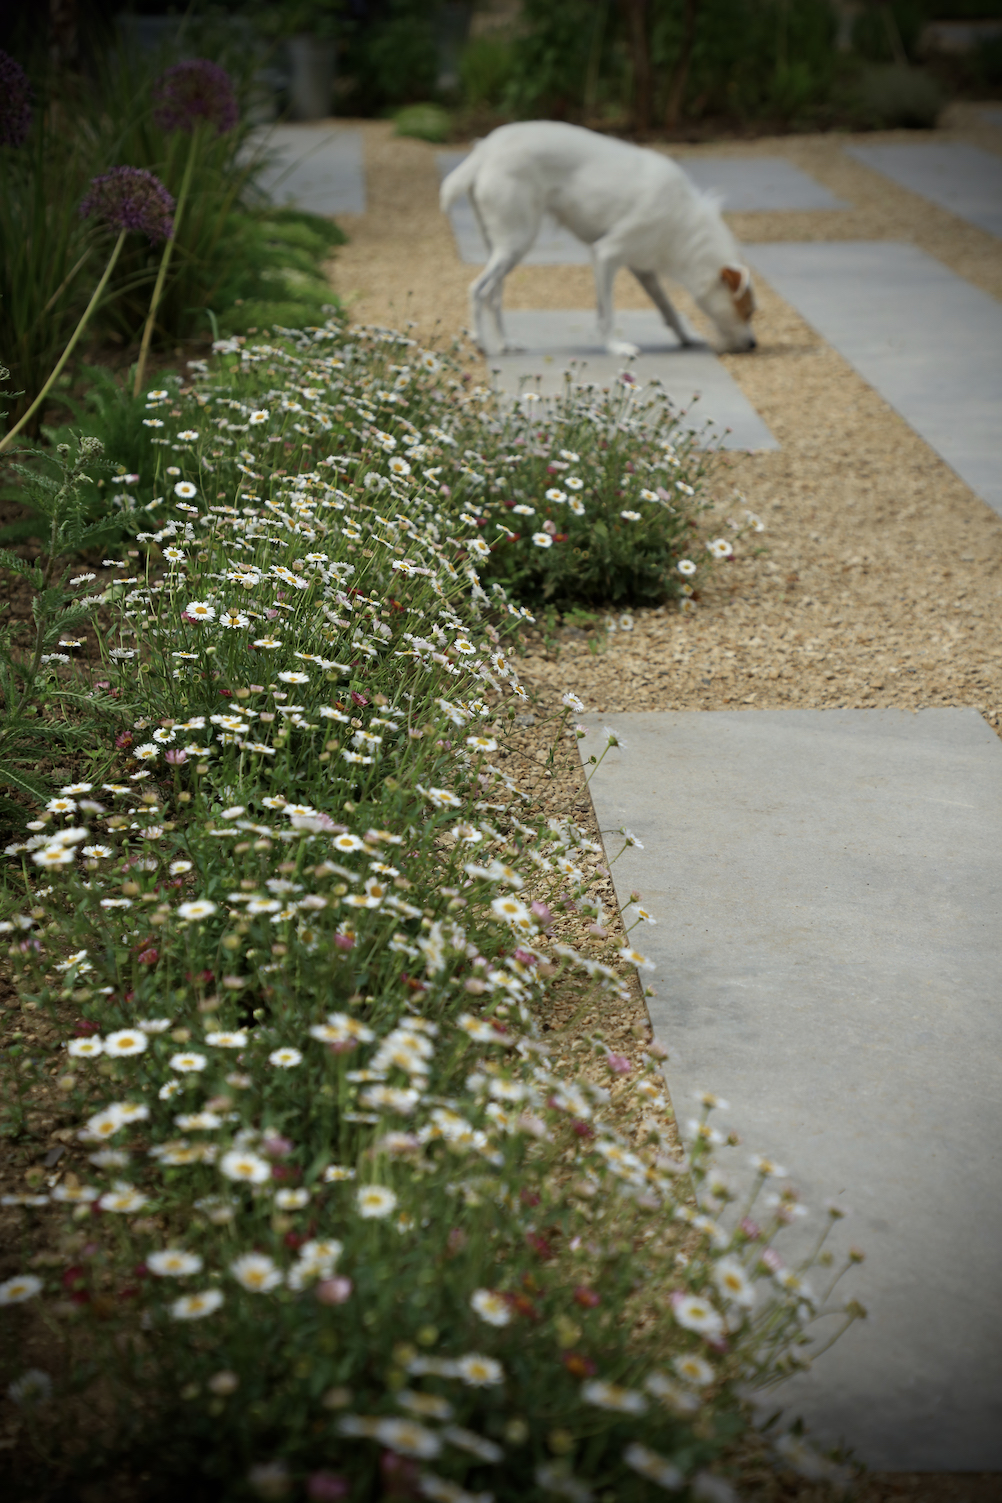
[80, 167, 175, 244]
[152, 59, 239, 136]
[0, 50, 33, 148]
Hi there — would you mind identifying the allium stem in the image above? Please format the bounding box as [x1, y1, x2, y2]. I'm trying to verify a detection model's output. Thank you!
[0, 229, 127, 455]
[133, 137, 197, 398]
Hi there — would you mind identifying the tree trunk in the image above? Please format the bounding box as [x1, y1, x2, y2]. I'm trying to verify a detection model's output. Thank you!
[665, 0, 701, 130]
[620, 0, 652, 137]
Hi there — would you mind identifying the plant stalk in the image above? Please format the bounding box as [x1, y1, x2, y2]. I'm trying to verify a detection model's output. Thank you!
[0, 230, 127, 455]
[133, 136, 197, 398]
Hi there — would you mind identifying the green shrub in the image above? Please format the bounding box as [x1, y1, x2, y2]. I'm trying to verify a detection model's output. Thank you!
[467, 385, 717, 611]
[852, 63, 944, 126]
[0, 112, 103, 432]
[505, 0, 841, 126]
[0, 320, 862, 1501]
[394, 101, 454, 143]
[460, 34, 518, 111]
[850, 0, 926, 63]
[351, 0, 442, 112]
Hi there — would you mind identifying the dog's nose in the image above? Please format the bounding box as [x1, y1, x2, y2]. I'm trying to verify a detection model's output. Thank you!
[747, 335, 757, 351]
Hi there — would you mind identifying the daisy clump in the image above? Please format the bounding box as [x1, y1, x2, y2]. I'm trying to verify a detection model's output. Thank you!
[0, 318, 857, 1501]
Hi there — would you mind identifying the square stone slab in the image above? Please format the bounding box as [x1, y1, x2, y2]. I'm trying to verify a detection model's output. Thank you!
[747, 240, 1002, 517]
[677, 155, 848, 211]
[438, 151, 845, 265]
[488, 310, 778, 452]
[246, 125, 365, 216]
[846, 142, 1002, 238]
[580, 708, 1002, 1470]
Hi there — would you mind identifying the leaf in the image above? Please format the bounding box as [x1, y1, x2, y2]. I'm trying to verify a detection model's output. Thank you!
[0, 759, 50, 800]
[0, 548, 41, 582]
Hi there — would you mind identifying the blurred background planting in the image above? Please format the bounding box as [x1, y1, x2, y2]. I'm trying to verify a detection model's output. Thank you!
[0, 9, 345, 440]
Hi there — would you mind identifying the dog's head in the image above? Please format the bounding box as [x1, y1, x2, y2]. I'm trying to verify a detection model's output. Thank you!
[699, 264, 757, 352]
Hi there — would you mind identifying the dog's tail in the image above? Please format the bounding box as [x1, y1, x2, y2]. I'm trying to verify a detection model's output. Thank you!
[440, 145, 484, 213]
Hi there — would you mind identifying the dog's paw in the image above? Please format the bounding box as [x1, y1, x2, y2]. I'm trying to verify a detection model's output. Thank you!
[606, 339, 641, 358]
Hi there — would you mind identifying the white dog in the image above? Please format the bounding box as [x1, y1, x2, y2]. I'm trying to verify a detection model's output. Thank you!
[440, 120, 756, 358]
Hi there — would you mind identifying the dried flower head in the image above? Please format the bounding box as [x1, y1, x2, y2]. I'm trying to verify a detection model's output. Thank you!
[0, 51, 32, 148]
[80, 167, 175, 244]
[152, 59, 239, 136]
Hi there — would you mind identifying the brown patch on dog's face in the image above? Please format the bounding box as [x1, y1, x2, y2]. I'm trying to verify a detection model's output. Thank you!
[735, 284, 755, 321]
[720, 265, 755, 323]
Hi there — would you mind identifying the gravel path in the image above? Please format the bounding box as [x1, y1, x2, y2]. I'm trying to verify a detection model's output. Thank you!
[329, 109, 1001, 735]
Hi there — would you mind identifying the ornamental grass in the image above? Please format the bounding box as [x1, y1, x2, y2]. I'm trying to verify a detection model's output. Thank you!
[0, 321, 860, 1501]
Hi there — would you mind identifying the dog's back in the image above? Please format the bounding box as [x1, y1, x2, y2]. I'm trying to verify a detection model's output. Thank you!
[440, 122, 693, 248]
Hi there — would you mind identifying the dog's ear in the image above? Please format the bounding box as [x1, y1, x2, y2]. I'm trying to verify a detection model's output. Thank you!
[720, 265, 750, 297]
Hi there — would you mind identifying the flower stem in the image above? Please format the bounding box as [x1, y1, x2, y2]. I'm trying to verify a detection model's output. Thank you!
[0, 230, 127, 455]
[133, 136, 197, 398]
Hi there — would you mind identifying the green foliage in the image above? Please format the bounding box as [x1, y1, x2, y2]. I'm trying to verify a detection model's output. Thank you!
[351, 0, 442, 112]
[652, 0, 840, 124]
[503, 0, 607, 119]
[460, 33, 518, 111]
[394, 101, 453, 142]
[851, 63, 944, 126]
[501, 0, 952, 127]
[0, 46, 346, 440]
[0, 437, 117, 801]
[0, 112, 104, 432]
[850, 0, 926, 63]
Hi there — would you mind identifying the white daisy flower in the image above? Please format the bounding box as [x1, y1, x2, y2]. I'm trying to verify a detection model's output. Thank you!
[268, 1047, 302, 1068]
[0, 1275, 43, 1306]
[103, 1029, 148, 1057]
[219, 1150, 271, 1184]
[230, 1252, 283, 1293]
[177, 899, 216, 921]
[169, 1051, 208, 1072]
[171, 1289, 224, 1320]
[67, 1036, 103, 1058]
[148, 1249, 203, 1277]
[356, 1185, 397, 1219]
[470, 1288, 511, 1326]
[184, 601, 216, 622]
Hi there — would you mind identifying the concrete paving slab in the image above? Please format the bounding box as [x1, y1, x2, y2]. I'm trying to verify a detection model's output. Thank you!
[488, 310, 778, 451]
[438, 151, 845, 265]
[580, 708, 1002, 1470]
[678, 155, 848, 211]
[747, 240, 1002, 518]
[436, 151, 590, 264]
[247, 125, 365, 216]
[846, 141, 1002, 238]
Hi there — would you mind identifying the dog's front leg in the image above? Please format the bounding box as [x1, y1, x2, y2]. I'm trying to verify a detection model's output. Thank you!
[631, 269, 702, 348]
[592, 242, 639, 358]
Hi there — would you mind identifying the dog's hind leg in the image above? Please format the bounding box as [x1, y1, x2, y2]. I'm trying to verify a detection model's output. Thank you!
[468, 174, 540, 354]
[631, 269, 703, 348]
[468, 248, 524, 356]
[469, 189, 521, 353]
